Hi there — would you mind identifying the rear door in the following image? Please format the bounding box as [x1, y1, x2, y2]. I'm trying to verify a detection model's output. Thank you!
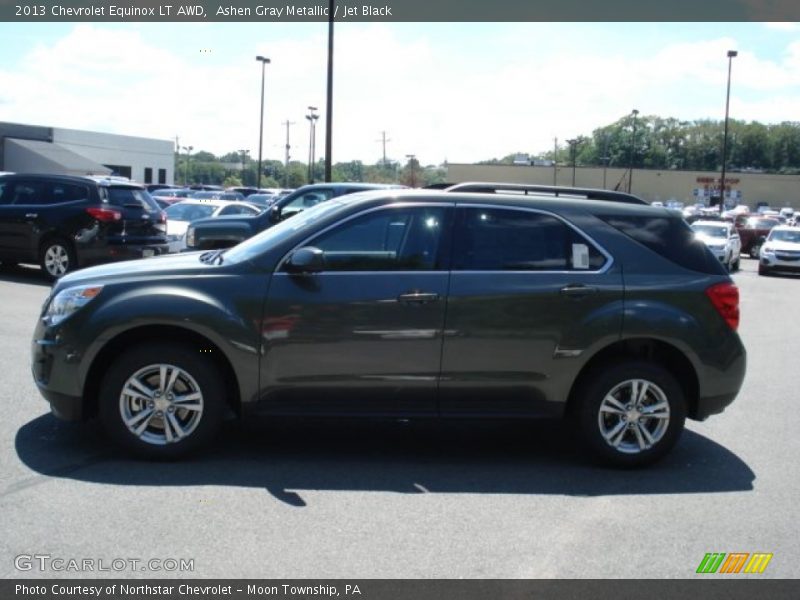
[259, 203, 453, 415]
[439, 205, 623, 417]
[103, 186, 166, 245]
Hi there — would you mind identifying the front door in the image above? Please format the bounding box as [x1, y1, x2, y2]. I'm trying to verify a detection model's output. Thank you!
[258, 203, 453, 416]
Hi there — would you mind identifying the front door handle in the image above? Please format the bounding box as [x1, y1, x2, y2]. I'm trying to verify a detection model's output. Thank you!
[398, 291, 440, 305]
[560, 284, 598, 298]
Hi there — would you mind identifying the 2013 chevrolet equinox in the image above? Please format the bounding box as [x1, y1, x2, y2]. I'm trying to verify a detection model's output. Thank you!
[31, 187, 746, 466]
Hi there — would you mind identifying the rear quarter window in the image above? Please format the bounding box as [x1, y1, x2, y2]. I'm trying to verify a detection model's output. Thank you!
[599, 214, 726, 275]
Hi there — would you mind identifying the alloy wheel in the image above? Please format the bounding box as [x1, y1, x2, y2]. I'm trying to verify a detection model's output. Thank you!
[119, 364, 204, 446]
[43, 244, 70, 277]
[597, 379, 671, 455]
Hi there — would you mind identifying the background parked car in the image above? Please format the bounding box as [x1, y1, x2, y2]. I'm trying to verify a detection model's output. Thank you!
[759, 225, 800, 275]
[164, 199, 262, 253]
[150, 188, 195, 209]
[736, 216, 780, 258]
[0, 173, 167, 279]
[189, 191, 246, 202]
[185, 183, 405, 251]
[691, 220, 741, 271]
[243, 193, 279, 208]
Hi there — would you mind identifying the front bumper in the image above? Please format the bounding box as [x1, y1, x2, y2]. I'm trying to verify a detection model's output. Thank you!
[31, 324, 87, 421]
[761, 253, 800, 271]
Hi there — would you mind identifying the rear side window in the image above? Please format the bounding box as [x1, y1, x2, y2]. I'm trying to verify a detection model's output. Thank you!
[453, 207, 607, 271]
[106, 187, 159, 212]
[598, 214, 725, 275]
[50, 183, 89, 203]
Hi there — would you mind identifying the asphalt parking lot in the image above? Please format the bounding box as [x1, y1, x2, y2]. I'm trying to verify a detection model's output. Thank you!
[0, 259, 798, 579]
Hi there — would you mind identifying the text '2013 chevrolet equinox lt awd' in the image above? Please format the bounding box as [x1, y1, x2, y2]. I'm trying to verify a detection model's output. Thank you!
[32, 185, 746, 466]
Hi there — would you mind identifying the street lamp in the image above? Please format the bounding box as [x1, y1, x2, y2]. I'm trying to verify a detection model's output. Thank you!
[628, 109, 639, 193]
[255, 55, 271, 189]
[325, 0, 335, 182]
[405, 154, 417, 188]
[601, 133, 610, 189]
[566, 138, 579, 186]
[719, 49, 738, 214]
[181, 145, 193, 186]
[306, 106, 319, 183]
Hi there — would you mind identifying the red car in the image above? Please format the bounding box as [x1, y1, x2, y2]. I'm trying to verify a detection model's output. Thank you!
[734, 215, 780, 258]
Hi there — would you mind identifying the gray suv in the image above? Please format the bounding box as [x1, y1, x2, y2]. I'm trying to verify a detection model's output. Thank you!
[31, 185, 746, 466]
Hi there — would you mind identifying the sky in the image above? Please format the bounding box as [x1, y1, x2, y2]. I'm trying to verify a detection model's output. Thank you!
[0, 21, 799, 166]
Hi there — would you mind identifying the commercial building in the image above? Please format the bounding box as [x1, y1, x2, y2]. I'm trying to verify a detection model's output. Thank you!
[446, 163, 800, 209]
[0, 122, 174, 185]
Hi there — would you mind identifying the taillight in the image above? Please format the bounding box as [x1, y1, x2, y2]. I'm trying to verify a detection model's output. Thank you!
[86, 207, 122, 222]
[705, 282, 740, 331]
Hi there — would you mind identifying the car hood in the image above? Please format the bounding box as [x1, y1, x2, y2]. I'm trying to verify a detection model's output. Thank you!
[54, 252, 212, 290]
[765, 241, 800, 252]
[695, 234, 728, 246]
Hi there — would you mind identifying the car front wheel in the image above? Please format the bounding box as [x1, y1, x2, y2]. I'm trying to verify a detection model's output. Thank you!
[99, 343, 225, 458]
[573, 361, 687, 467]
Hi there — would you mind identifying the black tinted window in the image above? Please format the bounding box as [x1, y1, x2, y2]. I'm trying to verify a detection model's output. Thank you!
[454, 208, 606, 271]
[310, 206, 448, 271]
[106, 187, 158, 212]
[50, 183, 89, 204]
[599, 214, 725, 275]
[7, 181, 47, 205]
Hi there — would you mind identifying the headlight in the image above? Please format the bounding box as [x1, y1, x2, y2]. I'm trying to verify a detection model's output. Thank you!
[762, 246, 775, 255]
[43, 285, 103, 327]
[187, 227, 195, 247]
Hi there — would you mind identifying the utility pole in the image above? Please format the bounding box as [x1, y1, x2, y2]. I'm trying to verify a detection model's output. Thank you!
[628, 109, 639, 194]
[306, 106, 319, 183]
[283, 120, 295, 188]
[324, 0, 334, 182]
[553, 137, 558, 185]
[376, 131, 391, 166]
[602, 133, 610, 189]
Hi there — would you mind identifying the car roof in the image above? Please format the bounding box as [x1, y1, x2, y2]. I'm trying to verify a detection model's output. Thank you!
[771, 225, 798, 232]
[169, 199, 241, 208]
[692, 220, 730, 227]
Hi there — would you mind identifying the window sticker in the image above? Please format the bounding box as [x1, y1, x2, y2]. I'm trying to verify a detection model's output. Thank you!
[572, 243, 590, 269]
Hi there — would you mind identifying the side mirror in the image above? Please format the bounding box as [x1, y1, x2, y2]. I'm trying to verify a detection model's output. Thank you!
[286, 246, 324, 274]
[269, 204, 282, 223]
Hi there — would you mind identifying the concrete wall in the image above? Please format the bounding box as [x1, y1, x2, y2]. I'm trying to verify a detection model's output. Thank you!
[53, 127, 174, 185]
[447, 163, 800, 209]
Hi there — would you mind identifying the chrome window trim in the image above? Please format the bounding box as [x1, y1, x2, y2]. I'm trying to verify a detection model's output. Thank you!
[452, 202, 614, 275]
[276, 201, 456, 273]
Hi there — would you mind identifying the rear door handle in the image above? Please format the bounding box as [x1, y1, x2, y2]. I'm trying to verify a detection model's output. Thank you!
[397, 292, 440, 305]
[560, 284, 598, 298]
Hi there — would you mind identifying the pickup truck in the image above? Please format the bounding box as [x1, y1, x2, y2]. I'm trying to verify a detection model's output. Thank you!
[184, 183, 405, 251]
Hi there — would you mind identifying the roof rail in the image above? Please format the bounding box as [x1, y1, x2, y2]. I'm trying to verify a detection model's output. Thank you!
[444, 182, 648, 205]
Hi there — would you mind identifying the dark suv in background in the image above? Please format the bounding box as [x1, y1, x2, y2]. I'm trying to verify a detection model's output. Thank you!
[31, 184, 745, 467]
[185, 182, 406, 251]
[0, 174, 168, 279]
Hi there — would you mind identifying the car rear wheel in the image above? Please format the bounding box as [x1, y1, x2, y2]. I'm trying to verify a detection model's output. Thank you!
[572, 361, 687, 467]
[39, 238, 76, 280]
[99, 343, 224, 459]
[732, 257, 740, 271]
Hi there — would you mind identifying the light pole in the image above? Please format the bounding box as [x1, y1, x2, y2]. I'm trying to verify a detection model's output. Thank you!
[181, 145, 193, 186]
[306, 106, 319, 183]
[602, 133, 610, 189]
[238, 149, 248, 184]
[405, 154, 417, 188]
[719, 49, 738, 213]
[255, 55, 271, 189]
[325, 0, 335, 182]
[283, 120, 295, 188]
[566, 138, 579, 186]
[628, 109, 639, 193]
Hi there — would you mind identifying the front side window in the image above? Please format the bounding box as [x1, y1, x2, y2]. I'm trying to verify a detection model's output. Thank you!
[8, 181, 48, 205]
[453, 207, 606, 271]
[305, 206, 449, 272]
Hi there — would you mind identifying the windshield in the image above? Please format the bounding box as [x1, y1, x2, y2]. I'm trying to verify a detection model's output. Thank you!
[692, 224, 728, 238]
[747, 217, 778, 229]
[223, 199, 348, 264]
[165, 203, 217, 221]
[768, 229, 800, 243]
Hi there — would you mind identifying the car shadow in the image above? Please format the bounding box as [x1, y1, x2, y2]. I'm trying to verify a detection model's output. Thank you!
[14, 414, 755, 506]
[0, 263, 51, 286]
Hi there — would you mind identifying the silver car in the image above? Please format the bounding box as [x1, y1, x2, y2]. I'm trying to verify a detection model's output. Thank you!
[691, 220, 742, 272]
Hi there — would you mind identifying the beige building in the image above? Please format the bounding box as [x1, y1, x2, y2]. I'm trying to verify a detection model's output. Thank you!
[446, 163, 800, 209]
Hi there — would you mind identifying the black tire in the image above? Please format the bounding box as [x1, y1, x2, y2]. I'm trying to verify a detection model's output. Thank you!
[39, 237, 76, 280]
[572, 361, 687, 468]
[749, 241, 763, 259]
[99, 343, 225, 459]
[732, 257, 740, 272]
[758, 264, 770, 276]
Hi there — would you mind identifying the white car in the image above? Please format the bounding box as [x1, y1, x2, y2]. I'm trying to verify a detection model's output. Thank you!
[759, 226, 800, 276]
[164, 199, 262, 253]
[691, 220, 741, 272]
